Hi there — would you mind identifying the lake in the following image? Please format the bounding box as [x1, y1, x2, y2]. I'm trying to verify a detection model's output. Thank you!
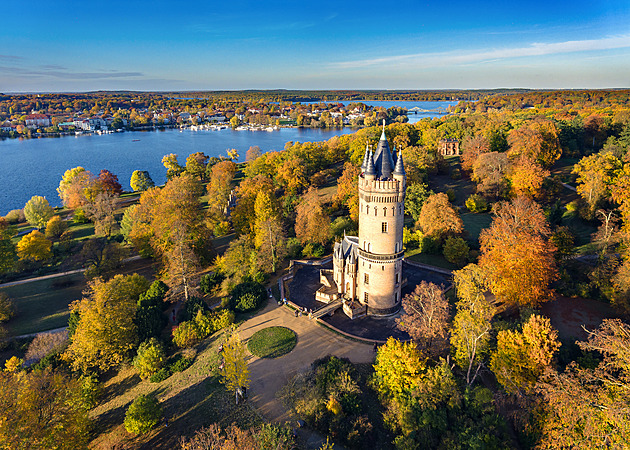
[0, 101, 454, 215]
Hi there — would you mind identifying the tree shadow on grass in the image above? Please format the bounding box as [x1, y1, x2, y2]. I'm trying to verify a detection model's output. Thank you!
[138, 376, 262, 449]
[100, 372, 142, 404]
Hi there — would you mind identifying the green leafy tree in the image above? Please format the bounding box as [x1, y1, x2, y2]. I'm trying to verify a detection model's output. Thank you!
[133, 338, 166, 380]
[185, 152, 209, 180]
[443, 236, 470, 266]
[405, 183, 434, 222]
[130, 170, 155, 191]
[23, 196, 54, 229]
[124, 395, 162, 435]
[0, 293, 15, 323]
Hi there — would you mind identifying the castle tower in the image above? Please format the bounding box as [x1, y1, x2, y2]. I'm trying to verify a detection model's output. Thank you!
[356, 122, 406, 316]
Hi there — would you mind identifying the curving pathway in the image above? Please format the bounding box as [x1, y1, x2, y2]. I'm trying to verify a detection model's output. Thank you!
[238, 299, 376, 423]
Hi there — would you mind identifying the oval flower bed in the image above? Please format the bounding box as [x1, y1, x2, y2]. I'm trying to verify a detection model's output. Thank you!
[247, 326, 297, 358]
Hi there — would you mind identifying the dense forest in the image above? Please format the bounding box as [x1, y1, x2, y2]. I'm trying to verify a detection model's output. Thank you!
[0, 89, 629, 449]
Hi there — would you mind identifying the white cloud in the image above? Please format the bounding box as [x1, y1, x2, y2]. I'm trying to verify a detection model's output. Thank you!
[331, 34, 630, 69]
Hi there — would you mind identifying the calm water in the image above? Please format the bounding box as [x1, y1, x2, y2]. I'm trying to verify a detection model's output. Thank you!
[0, 101, 453, 215]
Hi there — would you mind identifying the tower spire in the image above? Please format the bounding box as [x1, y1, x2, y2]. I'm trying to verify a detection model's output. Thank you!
[360, 142, 370, 172]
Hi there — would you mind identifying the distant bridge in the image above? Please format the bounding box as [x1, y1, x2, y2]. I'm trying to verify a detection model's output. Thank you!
[406, 106, 449, 114]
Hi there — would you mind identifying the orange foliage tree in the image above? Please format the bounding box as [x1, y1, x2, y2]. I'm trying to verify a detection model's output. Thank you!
[479, 197, 558, 308]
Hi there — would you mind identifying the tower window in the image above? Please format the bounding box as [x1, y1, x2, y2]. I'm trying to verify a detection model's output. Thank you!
[366, 205, 369, 215]
[375, 208, 377, 216]
[364, 292, 369, 303]
[364, 273, 369, 285]
[383, 207, 387, 216]
[395, 292, 398, 303]
[396, 273, 399, 283]
[382, 222, 388, 233]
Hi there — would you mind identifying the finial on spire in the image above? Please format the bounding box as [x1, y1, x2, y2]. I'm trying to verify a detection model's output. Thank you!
[380, 119, 386, 141]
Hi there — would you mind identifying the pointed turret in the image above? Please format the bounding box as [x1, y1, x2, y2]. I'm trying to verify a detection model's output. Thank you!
[365, 151, 376, 180]
[393, 151, 405, 177]
[373, 119, 395, 179]
[360, 143, 370, 172]
[348, 250, 356, 265]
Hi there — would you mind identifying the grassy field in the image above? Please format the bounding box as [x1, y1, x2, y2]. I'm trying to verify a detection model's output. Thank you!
[461, 212, 493, 244]
[90, 332, 263, 449]
[1, 274, 84, 336]
[0, 258, 158, 338]
[404, 249, 459, 271]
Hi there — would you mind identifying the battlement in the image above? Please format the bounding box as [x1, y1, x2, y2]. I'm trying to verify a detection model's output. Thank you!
[358, 175, 404, 195]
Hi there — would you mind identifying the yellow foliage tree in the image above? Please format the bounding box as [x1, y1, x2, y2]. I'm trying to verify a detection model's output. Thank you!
[415, 193, 463, 240]
[490, 314, 561, 395]
[220, 331, 250, 402]
[372, 337, 425, 401]
[17, 230, 52, 262]
[64, 274, 149, 373]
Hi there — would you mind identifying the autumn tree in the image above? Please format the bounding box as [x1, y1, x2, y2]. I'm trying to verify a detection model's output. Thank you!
[23, 195, 54, 229]
[45, 215, 68, 239]
[490, 314, 561, 395]
[206, 160, 237, 233]
[479, 197, 558, 309]
[472, 152, 509, 198]
[332, 162, 360, 221]
[17, 230, 52, 262]
[83, 192, 119, 236]
[148, 174, 209, 300]
[415, 193, 463, 240]
[57, 166, 97, 209]
[130, 170, 155, 191]
[507, 156, 550, 198]
[0, 368, 91, 449]
[64, 273, 149, 373]
[231, 174, 274, 236]
[372, 337, 424, 401]
[220, 330, 250, 404]
[295, 187, 332, 246]
[450, 264, 496, 385]
[396, 282, 449, 355]
[535, 318, 630, 447]
[572, 151, 621, 212]
[254, 191, 286, 273]
[186, 152, 209, 180]
[79, 237, 127, 279]
[245, 145, 262, 162]
[98, 169, 123, 196]
[461, 134, 490, 172]
[162, 153, 184, 179]
[507, 120, 562, 168]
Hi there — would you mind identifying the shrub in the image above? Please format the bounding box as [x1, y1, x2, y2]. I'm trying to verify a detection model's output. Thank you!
[172, 321, 202, 348]
[302, 242, 325, 258]
[45, 215, 68, 239]
[124, 395, 162, 435]
[133, 338, 166, 379]
[200, 272, 224, 295]
[465, 194, 488, 213]
[149, 368, 171, 383]
[286, 238, 303, 258]
[230, 281, 266, 313]
[5, 209, 25, 224]
[178, 296, 209, 322]
[170, 356, 194, 373]
[418, 235, 440, 254]
[73, 208, 89, 224]
[446, 189, 456, 203]
[211, 309, 235, 331]
[443, 237, 470, 266]
[139, 280, 168, 308]
[79, 374, 100, 409]
[25, 330, 68, 364]
[0, 293, 16, 323]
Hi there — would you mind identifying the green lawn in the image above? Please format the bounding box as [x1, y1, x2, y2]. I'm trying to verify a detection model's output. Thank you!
[461, 212, 493, 244]
[247, 326, 297, 358]
[404, 249, 459, 271]
[1, 273, 85, 336]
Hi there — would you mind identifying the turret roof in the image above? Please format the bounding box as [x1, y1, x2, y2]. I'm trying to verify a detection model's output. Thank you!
[372, 120, 395, 180]
[393, 151, 406, 177]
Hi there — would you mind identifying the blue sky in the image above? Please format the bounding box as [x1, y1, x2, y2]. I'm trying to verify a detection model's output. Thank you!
[1, 0, 629, 92]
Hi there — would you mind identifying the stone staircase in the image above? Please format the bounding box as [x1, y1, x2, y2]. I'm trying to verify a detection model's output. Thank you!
[313, 298, 343, 318]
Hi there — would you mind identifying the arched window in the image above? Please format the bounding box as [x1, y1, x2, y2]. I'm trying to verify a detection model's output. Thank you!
[383, 207, 387, 216]
[366, 205, 370, 215]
